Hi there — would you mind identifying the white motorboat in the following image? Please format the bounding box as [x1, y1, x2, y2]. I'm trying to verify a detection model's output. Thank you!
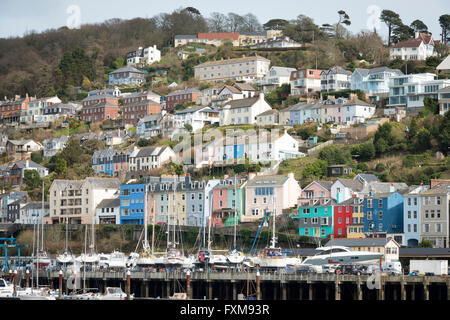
[165, 248, 193, 268]
[251, 247, 290, 269]
[98, 253, 111, 269]
[33, 251, 51, 269]
[0, 278, 16, 298]
[18, 288, 56, 300]
[127, 252, 140, 268]
[69, 289, 100, 300]
[97, 287, 133, 300]
[301, 246, 384, 265]
[108, 250, 126, 269]
[56, 251, 74, 265]
[227, 249, 246, 264]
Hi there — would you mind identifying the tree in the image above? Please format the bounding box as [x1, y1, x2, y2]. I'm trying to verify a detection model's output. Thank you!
[380, 10, 402, 46]
[263, 19, 289, 30]
[318, 145, 350, 165]
[439, 14, 450, 45]
[410, 20, 428, 33]
[208, 12, 228, 32]
[336, 10, 351, 38]
[418, 239, 433, 248]
[24, 170, 42, 190]
[60, 138, 83, 166]
[184, 123, 193, 132]
[302, 160, 327, 179]
[416, 128, 432, 151]
[392, 23, 414, 43]
[55, 158, 68, 177]
[31, 152, 43, 164]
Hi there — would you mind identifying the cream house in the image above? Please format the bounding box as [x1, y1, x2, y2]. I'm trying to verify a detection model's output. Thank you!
[219, 93, 272, 126]
[48, 178, 120, 225]
[195, 55, 270, 83]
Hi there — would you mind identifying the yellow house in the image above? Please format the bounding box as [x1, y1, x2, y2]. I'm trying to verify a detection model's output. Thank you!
[343, 197, 365, 238]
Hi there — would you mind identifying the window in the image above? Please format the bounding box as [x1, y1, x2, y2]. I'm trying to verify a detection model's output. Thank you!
[378, 199, 383, 208]
[436, 196, 441, 205]
[379, 211, 383, 219]
[367, 211, 372, 220]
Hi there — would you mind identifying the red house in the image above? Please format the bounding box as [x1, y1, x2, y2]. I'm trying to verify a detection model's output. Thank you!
[333, 200, 353, 238]
[123, 91, 162, 125]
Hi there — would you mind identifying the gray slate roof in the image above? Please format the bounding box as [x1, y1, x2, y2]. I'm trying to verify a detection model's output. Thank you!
[97, 198, 120, 209]
[246, 175, 289, 187]
[324, 238, 398, 247]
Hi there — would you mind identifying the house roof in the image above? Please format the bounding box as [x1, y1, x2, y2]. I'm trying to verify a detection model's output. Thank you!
[174, 34, 198, 39]
[246, 174, 290, 187]
[21, 202, 49, 211]
[175, 106, 218, 115]
[438, 85, 450, 93]
[324, 238, 398, 247]
[85, 177, 121, 189]
[12, 159, 47, 170]
[166, 88, 201, 96]
[225, 96, 261, 109]
[322, 66, 352, 76]
[437, 55, 450, 71]
[198, 32, 239, 41]
[399, 248, 450, 257]
[257, 109, 278, 116]
[96, 198, 120, 209]
[421, 183, 450, 195]
[135, 146, 171, 158]
[195, 55, 270, 68]
[268, 66, 297, 77]
[109, 66, 144, 74]
[233, 83, 257, 92]
[334, 178, 364, 192]
[354, 174, 379, 183]
[368, 182, 408, 194]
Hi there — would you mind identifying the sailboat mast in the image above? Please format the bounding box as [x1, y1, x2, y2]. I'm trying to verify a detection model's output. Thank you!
[41, 180, 44, 252]
[143, 184, 148, 251]
[233, 175, 237, 249]
[83, 225, 87, 293]
[173, 176, 176, 249]
[151, 193, 155, 255]
[271, 195, 276, 248]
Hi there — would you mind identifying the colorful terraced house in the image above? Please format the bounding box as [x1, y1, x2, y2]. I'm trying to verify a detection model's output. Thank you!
[211, 176, 247, 227]
[294, 198, 336, 238]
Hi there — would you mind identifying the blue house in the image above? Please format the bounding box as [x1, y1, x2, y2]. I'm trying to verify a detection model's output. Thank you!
[120, 184, 146, 224]
[363, 192, 404, 244]
[350, 67, 403, 100]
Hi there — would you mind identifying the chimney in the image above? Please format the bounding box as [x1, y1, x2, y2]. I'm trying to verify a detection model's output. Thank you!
[389, 183, 395, 193]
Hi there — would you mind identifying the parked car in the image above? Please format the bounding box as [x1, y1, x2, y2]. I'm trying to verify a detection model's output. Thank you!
[335, 264, 359, 275]
[384, 267, 401, 276]
[295, 265, 317, 274]
[322, 265, 336, 274]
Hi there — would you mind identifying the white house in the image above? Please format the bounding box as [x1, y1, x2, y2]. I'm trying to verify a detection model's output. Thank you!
[95, 198, 120, 224]
[195, 55, 270, 83]
[43, 135, 69, 158]
[126, 46, 161, 66]
[290, 69, 323, 95]
[197, 130, 304, 167]
[321, 66, 352, 92]
[19, 202, 49, 224]
[160, 106, 219, 137]
[20, 96, 62, 124]
[136, 113, 163, 139]
[350, 67, 403, 100]
[387, 73, 450, 111]
[48, 177, 121, 224]
[437, 54, 450, 73]
[128, 146, 176, 171]
[389, 32, 436, 61]
[219, 93, 272, 126]
[331, 178, 365, 203]
[259, 66, 296, 93]
[252, 36, 302, 49]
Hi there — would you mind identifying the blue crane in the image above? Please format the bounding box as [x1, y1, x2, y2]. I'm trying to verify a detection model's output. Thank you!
[0, 237, 28, 271]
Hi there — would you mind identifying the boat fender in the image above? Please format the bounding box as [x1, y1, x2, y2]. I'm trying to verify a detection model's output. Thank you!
[336, 269, 341, 275]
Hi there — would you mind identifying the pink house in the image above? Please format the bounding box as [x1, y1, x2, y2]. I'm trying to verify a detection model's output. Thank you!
[242, 173, 301, 223]
[298, 180, 333, 206]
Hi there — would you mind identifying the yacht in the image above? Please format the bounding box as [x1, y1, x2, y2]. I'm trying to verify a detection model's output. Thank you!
[0, 278, 16, 298]
[227, 249, 246, 265]
[56, 251, 74, 269]
[301, 246, 384, 265]
[126, 252, 140, 268]
[98, 253, 111, 269]
[252, 247, 290, 269]
[18, 287, 56, 300]
[108, 250, 126, 269]
[33, 250, 51, 269]
[97, 287, 133, 300]
[164, 248, 194, 268]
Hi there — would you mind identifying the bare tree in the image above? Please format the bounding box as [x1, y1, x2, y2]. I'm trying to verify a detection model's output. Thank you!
[208, 12, 228, 32]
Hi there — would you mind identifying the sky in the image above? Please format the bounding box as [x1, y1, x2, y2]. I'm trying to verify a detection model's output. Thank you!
[0, 0, 449, 41]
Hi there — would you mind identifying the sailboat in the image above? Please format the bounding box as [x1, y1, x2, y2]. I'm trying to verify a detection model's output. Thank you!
[135, 184, 157, 269]
[56, 206, 74, 269]
[163, 176, 194, 269]
[226, 176, 246, 266]
[21, 181, 56, 300]
[76, 212, 100, 269]
[250, 196, 296, 270]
